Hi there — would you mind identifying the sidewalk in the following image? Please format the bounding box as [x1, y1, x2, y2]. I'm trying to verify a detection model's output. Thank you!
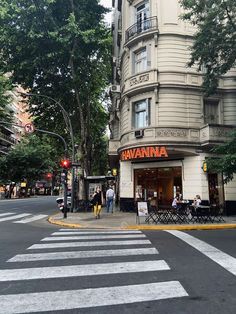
[48, 208, 236, 230]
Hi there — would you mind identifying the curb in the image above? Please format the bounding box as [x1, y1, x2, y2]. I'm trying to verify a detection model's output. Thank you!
[48, 215, 236, 231]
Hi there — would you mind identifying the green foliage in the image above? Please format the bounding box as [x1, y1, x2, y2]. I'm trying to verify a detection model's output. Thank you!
[0, 73, 12, 122]
[0, 134, 59, 183]
[0, 0, 111, 177]
[207, 130, 236, 183]
[180, 0, 236, 95]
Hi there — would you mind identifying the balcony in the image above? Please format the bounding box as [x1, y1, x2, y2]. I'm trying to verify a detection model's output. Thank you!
[200, 124, 235, 146]
[125, 16, 158, 44]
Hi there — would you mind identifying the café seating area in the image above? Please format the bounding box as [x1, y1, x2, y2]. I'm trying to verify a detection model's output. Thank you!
[143, 202, 225, 224]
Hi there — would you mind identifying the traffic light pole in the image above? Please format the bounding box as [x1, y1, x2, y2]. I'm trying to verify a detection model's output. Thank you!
[62, 170, 68, 218]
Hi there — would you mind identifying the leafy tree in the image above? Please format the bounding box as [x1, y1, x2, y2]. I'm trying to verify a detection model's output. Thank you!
[180, 0, 236, 95]
[0, 135, 59, 184]
[0, 0, 111, 198]
[207, 130, 236, 183]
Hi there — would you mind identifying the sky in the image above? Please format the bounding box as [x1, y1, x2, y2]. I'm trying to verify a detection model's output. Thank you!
[100, 0, 113, 24]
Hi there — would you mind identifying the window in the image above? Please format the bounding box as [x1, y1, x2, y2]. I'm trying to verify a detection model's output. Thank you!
[136, 2, 150, 33]
[204, 99, 219, 124]
[134, 48, 147, 73]
[133, 99, 150, 129]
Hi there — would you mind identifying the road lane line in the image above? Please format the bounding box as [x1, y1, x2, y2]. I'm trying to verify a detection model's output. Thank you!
[41, 234, 146, 241]
[0, 213, 31, 222]
[0, 212, 15, 217]
[0, 260, 170, 281]
[13, 214, 48, 224]
[0, 281, 188, 313]
[28, 239, 152, 250]
[166, 230, 236, 276]
[52, 230, 142, 235]
[8, 248, 158, 262]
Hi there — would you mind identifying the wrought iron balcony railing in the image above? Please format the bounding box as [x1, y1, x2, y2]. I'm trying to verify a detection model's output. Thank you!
[125, 16, 158, 43]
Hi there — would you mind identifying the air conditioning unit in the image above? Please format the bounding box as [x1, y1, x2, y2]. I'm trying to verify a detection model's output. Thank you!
[111, 85, 121, 93]
[135, 129, 144, 138]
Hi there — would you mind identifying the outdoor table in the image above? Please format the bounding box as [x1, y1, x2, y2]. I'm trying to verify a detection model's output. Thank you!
[175, 202, 190, 223]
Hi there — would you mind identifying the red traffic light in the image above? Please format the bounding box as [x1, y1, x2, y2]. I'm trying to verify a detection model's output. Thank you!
[46, 173, 52, 179]
[60, 159, 71, 169]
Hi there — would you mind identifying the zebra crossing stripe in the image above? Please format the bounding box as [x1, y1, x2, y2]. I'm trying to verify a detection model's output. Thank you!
[8, 247, 159, 262]
[28, 239, 152, 250]
[0, 260, 169, 281]
[0, 213, 31, 222]
[0, 212, 15, 217]
[41, 234, 146, 241]
[52, 230, 142, 235]
[0, 281, 188, 313]
[13, 214, 48, 224]
[166, 230, 236, 276]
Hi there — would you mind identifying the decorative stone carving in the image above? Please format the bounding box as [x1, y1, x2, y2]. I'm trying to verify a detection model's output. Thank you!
[212, 127, 230, 137]
[156, 129, 188, 137]
[130, 74, 150, 86]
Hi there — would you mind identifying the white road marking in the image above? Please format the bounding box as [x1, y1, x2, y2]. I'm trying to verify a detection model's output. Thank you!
[166, 230, 236, 276]
[13, 214, 48, 224]
[0, 212, 15, 217]
[8, 247, 158, 262]
[0, 260, 169, 281]
[0, 281, 188, 313]
[0, 213, 31, 222]
[41, 234, 146, 241]
[28, 239, 152, 250]
[52, 230, 142, 235]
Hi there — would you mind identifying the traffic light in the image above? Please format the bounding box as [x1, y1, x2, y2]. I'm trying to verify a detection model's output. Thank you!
[60, 159, 71, 169]
[46, 173, 52, 179]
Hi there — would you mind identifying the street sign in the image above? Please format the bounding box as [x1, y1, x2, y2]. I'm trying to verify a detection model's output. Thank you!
[24, 123, 35, 134]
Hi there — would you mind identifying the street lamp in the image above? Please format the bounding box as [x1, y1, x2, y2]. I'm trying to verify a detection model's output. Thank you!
[20, 92, 77, 211]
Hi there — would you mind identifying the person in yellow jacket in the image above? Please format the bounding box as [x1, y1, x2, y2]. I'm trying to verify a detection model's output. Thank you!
[91, 186, 103, 219]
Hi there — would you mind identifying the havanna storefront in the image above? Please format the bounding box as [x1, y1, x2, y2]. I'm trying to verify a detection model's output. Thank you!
[118, 145, 225, 212]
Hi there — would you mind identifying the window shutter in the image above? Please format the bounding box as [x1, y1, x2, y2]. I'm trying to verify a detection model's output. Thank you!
[132, 52, 136, 75]
[147, 44, 151, 69]
[148, 99, 151, 125]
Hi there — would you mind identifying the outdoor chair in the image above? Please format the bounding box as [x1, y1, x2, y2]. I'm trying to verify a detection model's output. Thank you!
[210, 204, 225, 222]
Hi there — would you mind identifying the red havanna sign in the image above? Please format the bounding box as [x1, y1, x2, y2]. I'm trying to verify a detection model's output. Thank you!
[120, 146, 168, 161]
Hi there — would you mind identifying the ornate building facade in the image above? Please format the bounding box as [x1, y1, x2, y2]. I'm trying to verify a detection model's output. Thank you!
[109, 0, 236, 214]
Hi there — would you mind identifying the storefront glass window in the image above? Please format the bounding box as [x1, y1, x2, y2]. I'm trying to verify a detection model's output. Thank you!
[134, 167, 182, 207]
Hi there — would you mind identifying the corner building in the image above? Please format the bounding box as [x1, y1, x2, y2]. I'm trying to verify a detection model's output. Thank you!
[109, 0, 236, 214]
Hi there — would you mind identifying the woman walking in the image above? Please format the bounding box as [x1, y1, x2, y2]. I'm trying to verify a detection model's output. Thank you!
[92, 186, 103, 219]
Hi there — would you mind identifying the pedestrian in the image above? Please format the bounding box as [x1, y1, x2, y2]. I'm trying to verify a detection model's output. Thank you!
[172, 194, 181, 210]
[192, 194, 201, 207]
[91, 186, 103, 219]
[106, 186, 115, 213]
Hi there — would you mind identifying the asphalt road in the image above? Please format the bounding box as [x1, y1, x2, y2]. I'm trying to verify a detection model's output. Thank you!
[0, 197, 235, 314]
